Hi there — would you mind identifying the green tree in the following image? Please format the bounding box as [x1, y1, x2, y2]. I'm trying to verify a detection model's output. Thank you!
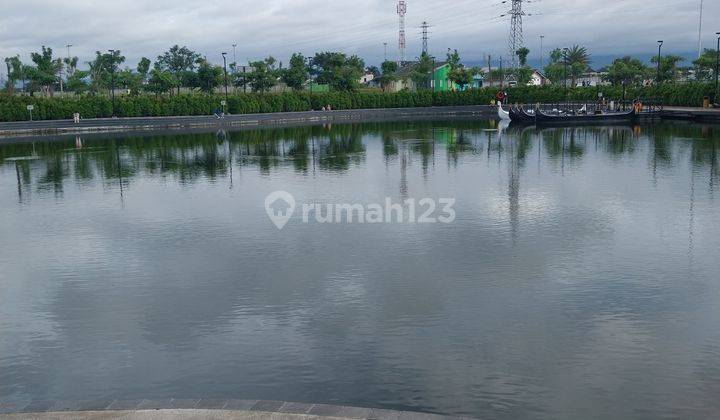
[651, 54, 684, 83]
[26, 46, 63, 96]
[155, 45, 201, 94]
[378, 60, 398, 91]
[87, 50, 126, 94]
[543, 49, 565, 84]
[137, 57, 151, 83]
[247, 56, 279, 93]
[445, 50, 477, 90]
[516, 47, 530, 67]
[564, 45, 591, 87]
[410, 51, 435, 89]
[66, 70, 89, 94]
[146, 69, 178, 95]
[4, 56, 23, 94]
[605, 56, 649, 86]
[511, 67, 533, 85]
[281, 53, 309, 91]
[450, 67, 476, 90]
[195, 59, 223, 93]
[310, 52, 365, 91]
[63, 56, 79, 77]
[692, 49, 718, 81]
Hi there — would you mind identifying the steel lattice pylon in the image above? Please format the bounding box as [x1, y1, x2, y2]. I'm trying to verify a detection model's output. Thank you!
[508, 0, 524, 68]
[398, 1, 407, 64]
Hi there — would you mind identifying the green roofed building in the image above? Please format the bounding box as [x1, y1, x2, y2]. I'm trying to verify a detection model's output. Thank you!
[388, 61, 455, 93]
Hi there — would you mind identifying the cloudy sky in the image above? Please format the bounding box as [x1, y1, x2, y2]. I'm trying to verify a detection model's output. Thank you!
[1, 0, 718, 71]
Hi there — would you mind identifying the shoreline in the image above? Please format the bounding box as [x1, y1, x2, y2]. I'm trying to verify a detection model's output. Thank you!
[1, 105, 718, 141]
[0, 106, 494, 139]
[0, 399, 474, 419]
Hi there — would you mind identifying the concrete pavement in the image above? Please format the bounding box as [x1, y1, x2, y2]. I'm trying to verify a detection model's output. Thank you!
[0, 400, 475, 420]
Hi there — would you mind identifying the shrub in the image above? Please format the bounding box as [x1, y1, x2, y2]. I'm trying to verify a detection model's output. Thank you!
[0, 83, 714, 122]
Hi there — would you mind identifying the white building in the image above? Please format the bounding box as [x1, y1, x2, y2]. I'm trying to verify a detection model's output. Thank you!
[528, 70, 550, 86]
[359, 73, 375, 84]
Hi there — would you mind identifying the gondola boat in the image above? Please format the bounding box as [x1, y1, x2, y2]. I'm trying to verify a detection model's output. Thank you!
[509, 106, 536, 123]
[534, 108, 636, 125]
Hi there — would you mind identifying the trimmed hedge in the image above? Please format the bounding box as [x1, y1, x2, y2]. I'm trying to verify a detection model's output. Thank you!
[0, 83, 714, 122]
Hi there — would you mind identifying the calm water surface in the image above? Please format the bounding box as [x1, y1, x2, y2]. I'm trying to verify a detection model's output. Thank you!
[1, 121, 720, 419]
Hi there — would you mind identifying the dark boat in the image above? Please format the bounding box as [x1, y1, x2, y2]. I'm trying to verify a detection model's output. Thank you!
[534, 108, 636, 125]
[509, 106, 535, 123]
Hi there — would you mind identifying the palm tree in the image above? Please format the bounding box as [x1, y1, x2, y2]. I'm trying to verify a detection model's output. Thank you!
[563, 45, 590, 87]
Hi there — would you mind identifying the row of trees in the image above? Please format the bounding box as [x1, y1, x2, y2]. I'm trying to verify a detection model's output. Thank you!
[3, 45, 371, 97]
[537, 45, 717, 87]
[4, 44, 718, 97]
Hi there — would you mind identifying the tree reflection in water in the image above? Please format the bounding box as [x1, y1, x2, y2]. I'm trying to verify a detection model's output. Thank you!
[1, 121, 718, 204]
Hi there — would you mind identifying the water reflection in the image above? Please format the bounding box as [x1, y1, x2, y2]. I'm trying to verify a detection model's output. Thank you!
[1, 120, 720, 420]
[5, 122, 718, 203]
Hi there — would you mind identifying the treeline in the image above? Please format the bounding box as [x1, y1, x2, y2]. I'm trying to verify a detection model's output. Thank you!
[0, 84, 715, 122]
[3, 45, 368, 96]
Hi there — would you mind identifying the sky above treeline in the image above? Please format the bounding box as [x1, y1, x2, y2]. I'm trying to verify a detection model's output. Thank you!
[1, 0, 718, 71]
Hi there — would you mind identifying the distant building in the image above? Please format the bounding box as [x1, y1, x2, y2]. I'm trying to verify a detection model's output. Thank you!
[528, 70, 550, 86]
[574, 69, 610, 87]
[359, 73, 375, 84]
[388, 61, 454, 92]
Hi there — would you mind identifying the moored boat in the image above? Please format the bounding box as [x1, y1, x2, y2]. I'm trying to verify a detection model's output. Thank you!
[534, 108, 636, 125]
[509, 106, 535, 123]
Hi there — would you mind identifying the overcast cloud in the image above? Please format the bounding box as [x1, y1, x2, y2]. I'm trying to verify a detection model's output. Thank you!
[1, 0, 718, 70]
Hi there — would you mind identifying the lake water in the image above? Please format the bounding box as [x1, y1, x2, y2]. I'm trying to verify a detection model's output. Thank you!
[1, 120, 719, 419]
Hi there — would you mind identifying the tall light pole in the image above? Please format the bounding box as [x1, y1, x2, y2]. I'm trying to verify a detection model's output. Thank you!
[563, 47, 569, 103]
[63, 44, 72, 97]
[108, 49, 117, 117]
[222, 52, 229, 114]
[697, 0, 704, 58]
[715, 32, 720, 104]
[66, 44, 73, 75]
[540, 35, 545, 70]
[656, 40, 664, 84]
[383, 42, 388, 62]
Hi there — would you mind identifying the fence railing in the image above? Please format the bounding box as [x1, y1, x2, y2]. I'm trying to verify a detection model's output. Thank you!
[513, 100, 663, 115]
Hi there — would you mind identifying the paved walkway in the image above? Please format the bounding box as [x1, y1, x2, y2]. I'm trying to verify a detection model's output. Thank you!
[0, 400, 474, 420]
[661, 106, 720, 121]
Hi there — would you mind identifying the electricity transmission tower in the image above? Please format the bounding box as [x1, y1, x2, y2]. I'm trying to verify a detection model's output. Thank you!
[421, 21, 430, 55]
[397, 1, 407, 64]
[508, 0, 525, 68]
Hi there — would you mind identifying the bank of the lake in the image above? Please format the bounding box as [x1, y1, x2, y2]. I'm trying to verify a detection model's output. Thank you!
[0, 106, 494, 139]
[0, 83, 716, 123]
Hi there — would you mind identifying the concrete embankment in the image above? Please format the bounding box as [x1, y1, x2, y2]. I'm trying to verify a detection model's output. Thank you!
[0, 399, 475, 420]
[660, 106, 720, 122]
[0, 106, 495, 139]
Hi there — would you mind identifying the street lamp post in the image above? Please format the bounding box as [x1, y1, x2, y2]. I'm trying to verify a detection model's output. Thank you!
[657, 40, 664, 84]
[63, 44, 72, 97]
[563, 47, 569, 104]
[222, 52, 229, 114]
[108, 49, 117, 117]
[715, 32, 720, 104]
[232, 44, 237, 93]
